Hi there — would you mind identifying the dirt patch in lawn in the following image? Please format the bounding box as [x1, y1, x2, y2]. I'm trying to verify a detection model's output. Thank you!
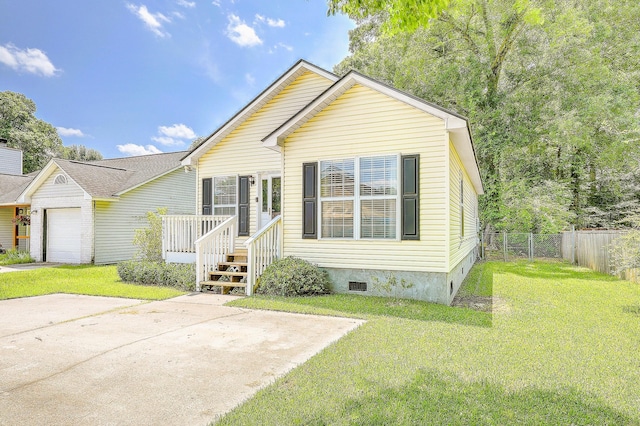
[451, 295, 511, 313]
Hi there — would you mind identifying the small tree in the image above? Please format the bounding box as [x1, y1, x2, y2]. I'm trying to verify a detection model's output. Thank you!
[132, 207, 166, 262]
[610, 215, 640, 278]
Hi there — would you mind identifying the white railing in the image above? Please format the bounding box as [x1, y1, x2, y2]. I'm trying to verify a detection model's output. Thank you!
[162, 215, 230, 256]
[194, 216, 237, 291]
[244, 215, 282, 296]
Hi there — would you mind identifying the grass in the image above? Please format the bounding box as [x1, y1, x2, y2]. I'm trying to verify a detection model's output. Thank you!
[0, 249, 35, 265]
[218, 260, 640, 425]
[0, 265, 185, 300]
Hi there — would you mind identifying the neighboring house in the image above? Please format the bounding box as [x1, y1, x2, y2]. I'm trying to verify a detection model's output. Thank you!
[0, 142, 32, 252]
[0, 174, 33, 252]
[167, 60, 484, 305]
[17, 152, 195, 264]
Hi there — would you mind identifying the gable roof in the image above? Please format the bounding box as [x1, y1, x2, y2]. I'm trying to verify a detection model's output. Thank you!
[0, 174, 34, 205]
[181, 59, 338, 166]
[263, 71, 484, 195]
[18, 151, 188, 202]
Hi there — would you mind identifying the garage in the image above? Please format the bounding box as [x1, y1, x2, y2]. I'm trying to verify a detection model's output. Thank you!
[46, 208, 82, 263]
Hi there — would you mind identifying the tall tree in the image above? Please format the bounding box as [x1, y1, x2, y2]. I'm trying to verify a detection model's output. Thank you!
[60, 145, 103, 161]
[332, 0, 640, 231]
[0, 91, 63, 173]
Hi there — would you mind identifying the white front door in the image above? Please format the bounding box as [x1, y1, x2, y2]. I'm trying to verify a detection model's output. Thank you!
[260, 175, 281, 228]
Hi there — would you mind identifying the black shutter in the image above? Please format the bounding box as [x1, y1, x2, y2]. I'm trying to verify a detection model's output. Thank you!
[238, 175, 250, 236]
[401, 155, 420, 240]
[302, 162, 317, 239]
[202, 178, 212, 215]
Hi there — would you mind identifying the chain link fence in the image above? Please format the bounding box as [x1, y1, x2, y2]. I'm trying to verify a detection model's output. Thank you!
[481, 232, 563, 261]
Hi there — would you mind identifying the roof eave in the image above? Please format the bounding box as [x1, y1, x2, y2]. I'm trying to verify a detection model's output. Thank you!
[182, 60, 338, 166]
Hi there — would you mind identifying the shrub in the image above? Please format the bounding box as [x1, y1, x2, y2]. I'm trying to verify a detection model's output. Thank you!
[256, 257, 331, 297]
[117, 260, 195, 291]
[132, 207, 166, 263]
[0, 249, 34, 265]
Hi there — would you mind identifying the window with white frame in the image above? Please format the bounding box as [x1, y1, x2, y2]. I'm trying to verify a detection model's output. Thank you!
[320, 158, 354, 238]
[213, 176, 237, 216]
[320, 155, 398, 239]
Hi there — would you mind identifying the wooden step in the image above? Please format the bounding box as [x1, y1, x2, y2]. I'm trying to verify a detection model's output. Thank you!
[200, 280, 247, 295]
[209, 270, 247, 278]
[217, 261, 248, 268]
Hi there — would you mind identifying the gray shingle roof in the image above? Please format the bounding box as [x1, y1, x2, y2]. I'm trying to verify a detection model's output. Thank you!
[54, 151, 188, 199]
[0, 174, 33, 204]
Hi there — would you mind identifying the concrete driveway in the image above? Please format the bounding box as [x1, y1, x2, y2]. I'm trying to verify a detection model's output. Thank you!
[0, 293, 363, 425]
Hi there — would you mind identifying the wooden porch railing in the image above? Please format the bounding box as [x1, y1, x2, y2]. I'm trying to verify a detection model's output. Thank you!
[162, 215, 230, 256]
[244, 215, 282, 295]
[194, 216, 237, 292]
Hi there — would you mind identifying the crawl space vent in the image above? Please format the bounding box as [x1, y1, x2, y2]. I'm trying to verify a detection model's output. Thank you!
[349, 281, 367, 292]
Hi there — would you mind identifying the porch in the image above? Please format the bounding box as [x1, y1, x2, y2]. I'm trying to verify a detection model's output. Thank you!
[162, 214, 282, 295]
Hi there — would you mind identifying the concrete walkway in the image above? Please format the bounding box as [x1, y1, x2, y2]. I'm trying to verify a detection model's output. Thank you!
[0, 293, 363, 425]
[0, 263, 60, 273]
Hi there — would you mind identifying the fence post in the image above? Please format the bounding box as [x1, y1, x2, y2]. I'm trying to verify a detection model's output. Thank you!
[571, 225, 576, 264]
[529, 232, 533, 261]
[503, 232, 507, 262]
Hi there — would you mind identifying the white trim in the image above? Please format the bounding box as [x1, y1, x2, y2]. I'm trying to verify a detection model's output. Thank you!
[264, 71, 484, 195]
[181, 60, 338, 167]
[212, 174, 238, 216]
[17, 160, 91, 203]
[318, 154, 401, 241]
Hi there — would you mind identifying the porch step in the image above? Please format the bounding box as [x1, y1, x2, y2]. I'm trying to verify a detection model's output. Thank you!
[200, 280, 247, 295]
[217, 261, 248, 269]
[226, 252, 247, 262]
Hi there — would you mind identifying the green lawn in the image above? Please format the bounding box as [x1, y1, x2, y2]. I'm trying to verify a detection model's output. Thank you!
[218, 261, 640, 425]
[0, 265, 185, 300]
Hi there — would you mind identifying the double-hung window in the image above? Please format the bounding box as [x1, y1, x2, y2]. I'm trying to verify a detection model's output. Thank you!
[320, 159, 355, 238]
[213, 176, 237, 216]
[320, 155, 399, 240]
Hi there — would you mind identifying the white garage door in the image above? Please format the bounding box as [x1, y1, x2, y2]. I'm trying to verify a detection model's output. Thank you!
[47, 208, 82, 263]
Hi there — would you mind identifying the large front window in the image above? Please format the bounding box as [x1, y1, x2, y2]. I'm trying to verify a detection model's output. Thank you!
[320, 155, 398, 239]
[213, 176, 236, 216]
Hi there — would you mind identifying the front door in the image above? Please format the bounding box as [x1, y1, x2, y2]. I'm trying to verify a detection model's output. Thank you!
[260, 175, 281, 228]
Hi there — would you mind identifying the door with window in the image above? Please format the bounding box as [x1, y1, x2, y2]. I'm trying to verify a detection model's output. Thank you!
[260, 175, 281, 228]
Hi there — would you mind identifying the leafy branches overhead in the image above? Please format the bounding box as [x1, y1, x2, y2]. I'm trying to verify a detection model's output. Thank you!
[333, 0, 640, 232]
[328, 0, 451, 33]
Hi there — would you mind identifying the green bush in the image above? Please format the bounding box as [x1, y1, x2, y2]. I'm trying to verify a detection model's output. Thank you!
[0, 249, 34, 265]
[256, 257, 331, 297]
[117, 261, 195, 291]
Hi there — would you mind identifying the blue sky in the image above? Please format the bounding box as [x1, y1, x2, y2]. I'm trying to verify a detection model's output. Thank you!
[0, 0, 354, 158]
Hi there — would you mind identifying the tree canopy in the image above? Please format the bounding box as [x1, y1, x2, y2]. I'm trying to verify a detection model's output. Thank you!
[0, 91, 103, 173]
[332, 0, 640, 231]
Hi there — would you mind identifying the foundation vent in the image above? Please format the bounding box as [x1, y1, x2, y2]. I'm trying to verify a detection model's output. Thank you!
[349, 281, 367, 292]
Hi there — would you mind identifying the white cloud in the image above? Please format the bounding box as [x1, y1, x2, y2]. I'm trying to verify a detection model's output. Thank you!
[277, 42, 293, 52]
[212, 1, 221, 7]
[151, 136, 184, 146]
[127, 4, 171, 38]
[57, 127, 85, 137]
[226, 14, 262, 47]
[117, 143, 162, 156]
[158, 123, 196, 139]
[245, 73, 255, 86]
[0, 43, 59, 77]
[255, 14, 285, 28]
[176, 0, 195, 7]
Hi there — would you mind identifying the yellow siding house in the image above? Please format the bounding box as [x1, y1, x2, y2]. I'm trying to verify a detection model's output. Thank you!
[176, 60, 483, 304]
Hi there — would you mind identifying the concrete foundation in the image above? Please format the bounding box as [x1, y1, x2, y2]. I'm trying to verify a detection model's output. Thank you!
[324, 248, 478, 305]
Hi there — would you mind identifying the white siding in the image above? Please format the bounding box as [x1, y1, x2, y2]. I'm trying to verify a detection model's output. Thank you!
[0, 207, 13, 249]
[0, 146, 22, 175]
[282, 84, 449, 272]
[94, 168, 195, 264]
[197, 71, 333, 237]
[30, 169, 93, 263]
[449, 139, 479, 270]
